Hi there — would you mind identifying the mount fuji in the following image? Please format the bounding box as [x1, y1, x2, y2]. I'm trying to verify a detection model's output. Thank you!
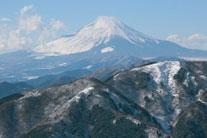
[0, 16, 207, 85]
[33, 16, 207, 58]
[34, 16, 159, 56]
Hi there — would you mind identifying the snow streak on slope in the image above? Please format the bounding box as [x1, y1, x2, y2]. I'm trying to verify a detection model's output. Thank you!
[34, 16, 158, 56]
[48, 87, 94, 123]
[101, 47, 114, 53]
[132, 61, 182, 125]
[132, 61, 181, 96]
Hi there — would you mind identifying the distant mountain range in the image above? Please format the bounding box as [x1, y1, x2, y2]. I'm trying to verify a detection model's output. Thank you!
[0, 16, 207, 84]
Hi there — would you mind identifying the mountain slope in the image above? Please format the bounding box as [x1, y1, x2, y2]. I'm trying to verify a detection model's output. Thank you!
[0, 61, 207, 138]
[0, 79, 163, 138]
[107, 61, 207, 132]
[172, 101, 207, 138]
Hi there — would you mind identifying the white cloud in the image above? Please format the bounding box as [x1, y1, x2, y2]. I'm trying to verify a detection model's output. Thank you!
[101, 47, 114, 53]
[0, 5, 67, 54]
[0, 37, 5, 50]
[7, 30, 25, 50]
[166, 34, 180, 42]
[19, 15, 42, 32]
[37, 20, 66, 46]
[50, 20, 65, 30]
[166, 33, 207, 50]
[187, 33, 207, 41]
[20, 5, 33, 16]
[18, 5, 42, 32]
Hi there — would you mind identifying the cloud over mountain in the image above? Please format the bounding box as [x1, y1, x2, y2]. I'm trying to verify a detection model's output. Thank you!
[167, 33, 207, 51]
[0, 5, 67, 53]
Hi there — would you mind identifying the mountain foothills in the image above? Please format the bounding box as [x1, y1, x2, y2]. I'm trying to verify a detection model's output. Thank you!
[0, 61, 207, 138]
[0, 16, 207, 138]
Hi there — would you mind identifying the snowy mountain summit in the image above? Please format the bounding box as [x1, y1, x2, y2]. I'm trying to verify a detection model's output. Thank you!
[34, 16, 158, 56]
[34, 16, 207, 58]
[86, 16, 153, 44]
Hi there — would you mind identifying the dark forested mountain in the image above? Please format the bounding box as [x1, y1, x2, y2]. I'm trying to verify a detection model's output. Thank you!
[0, 60, 207, 138]
[0, 79, 163, 138]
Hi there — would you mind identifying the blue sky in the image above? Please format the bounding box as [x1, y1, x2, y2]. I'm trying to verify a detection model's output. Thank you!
[0, 0, 207, 52]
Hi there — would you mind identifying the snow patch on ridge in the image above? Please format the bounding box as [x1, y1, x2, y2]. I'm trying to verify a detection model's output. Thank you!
[23, 76, 39, 80]
[101, 47, 114, 53]
[126, 116, 140, 125]
[48, 87, 94, 123]
[20, 90, 41, 100]
[58, 62, 68, 67]
[83, 65, 93, 69]
[131, 61, 182, 125]
[131, 61, 181, 96]
[197, 90, 207, 105]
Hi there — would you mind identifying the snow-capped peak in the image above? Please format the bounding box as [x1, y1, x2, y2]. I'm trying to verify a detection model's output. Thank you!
[80, 16, 149, 44]
[34, 16, 156, 56]
[93, 16, 122, 30]
[91, 16, 129, 37]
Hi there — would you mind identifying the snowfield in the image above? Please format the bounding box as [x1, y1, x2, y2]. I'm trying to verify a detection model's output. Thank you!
[132, 61, 181, 96]
[101, 47, 114, 53]
[34, 16, 158, 56]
